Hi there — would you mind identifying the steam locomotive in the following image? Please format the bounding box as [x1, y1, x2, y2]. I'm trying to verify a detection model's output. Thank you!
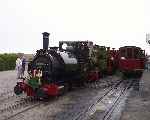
[14, 32, 116, 99]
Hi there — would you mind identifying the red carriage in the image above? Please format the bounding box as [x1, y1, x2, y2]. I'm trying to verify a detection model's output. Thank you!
[118, 46, 145, 78]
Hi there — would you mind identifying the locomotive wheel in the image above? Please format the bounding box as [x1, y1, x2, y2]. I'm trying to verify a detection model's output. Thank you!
[35, 88, 49, 101]
[135, 72, 143, 78]
[14, 85, 23, 95]
[59, 83, 69, 96]
[122, 72, 128, 79]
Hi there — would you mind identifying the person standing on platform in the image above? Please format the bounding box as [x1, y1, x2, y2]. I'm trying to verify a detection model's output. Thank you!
[15, 57, 22, 79]
[21, 56, 26, 77]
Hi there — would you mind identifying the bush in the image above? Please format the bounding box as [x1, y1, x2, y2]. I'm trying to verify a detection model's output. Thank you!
[0, 53, 17, 71]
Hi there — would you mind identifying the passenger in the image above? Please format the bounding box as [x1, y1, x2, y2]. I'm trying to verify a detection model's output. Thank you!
[148, 63, 150, 71]
[15, 57, 22, 79]
[21, 56, 26, 77]
[145, 63, 148, 72]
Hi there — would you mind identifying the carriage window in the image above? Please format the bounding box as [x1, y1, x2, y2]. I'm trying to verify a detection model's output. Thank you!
[141, 50, 145, 57]
[134, 48, 144, 58]
[127, 48, 132, 58]
[120, 49, 126, 57]
[134, 48, 138, 58]
[139, 50, 145, 58]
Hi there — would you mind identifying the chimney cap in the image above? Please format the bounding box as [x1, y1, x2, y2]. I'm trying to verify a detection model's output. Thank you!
[42, 32, 50, 36]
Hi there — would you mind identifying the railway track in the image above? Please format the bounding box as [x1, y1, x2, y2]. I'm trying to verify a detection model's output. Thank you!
[101, 80, 133, 120]
[73, 79, 133, 120]
[0, 96, 41, 120]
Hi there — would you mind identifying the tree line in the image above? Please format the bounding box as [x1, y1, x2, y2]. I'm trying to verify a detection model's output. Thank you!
[0, 53, 17, 71]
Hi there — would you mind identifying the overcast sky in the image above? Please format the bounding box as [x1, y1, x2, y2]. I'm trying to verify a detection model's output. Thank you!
[0, 0, 150, 54]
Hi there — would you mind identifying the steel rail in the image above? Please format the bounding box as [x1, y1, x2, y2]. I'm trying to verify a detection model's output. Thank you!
[102, 80, 133, 120]
[72, 79, 123, 120]
[0, 96, 41, 120]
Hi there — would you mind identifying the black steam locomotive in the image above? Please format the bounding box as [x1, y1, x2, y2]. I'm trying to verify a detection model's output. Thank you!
[14, 32, 103, 99]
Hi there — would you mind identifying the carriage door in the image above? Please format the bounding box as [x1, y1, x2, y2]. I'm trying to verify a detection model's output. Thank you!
[126, 47, 133, 59]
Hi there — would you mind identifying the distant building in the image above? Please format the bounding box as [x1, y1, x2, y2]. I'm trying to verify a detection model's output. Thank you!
[24, 54, 34, 61]
[17, 53, 33, 61]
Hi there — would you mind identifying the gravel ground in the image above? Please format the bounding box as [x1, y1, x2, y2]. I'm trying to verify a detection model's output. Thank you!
[0, 70, 120, 120]
[1, 70, 150, 120]
[0, 70, 28, 94]
[0, 70, 18, 93]
[120, 71, 150, 120]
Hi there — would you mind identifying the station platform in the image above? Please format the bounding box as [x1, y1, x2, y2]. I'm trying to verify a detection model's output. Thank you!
[120, 71, 150, 120]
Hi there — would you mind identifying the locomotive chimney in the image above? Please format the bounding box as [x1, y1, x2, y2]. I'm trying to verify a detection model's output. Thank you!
[106, 47, 110, 51]
[42, 32, 50, 50]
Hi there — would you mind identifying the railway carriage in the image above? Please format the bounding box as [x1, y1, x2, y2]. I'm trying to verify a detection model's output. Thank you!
[118, 46, 145, 78]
